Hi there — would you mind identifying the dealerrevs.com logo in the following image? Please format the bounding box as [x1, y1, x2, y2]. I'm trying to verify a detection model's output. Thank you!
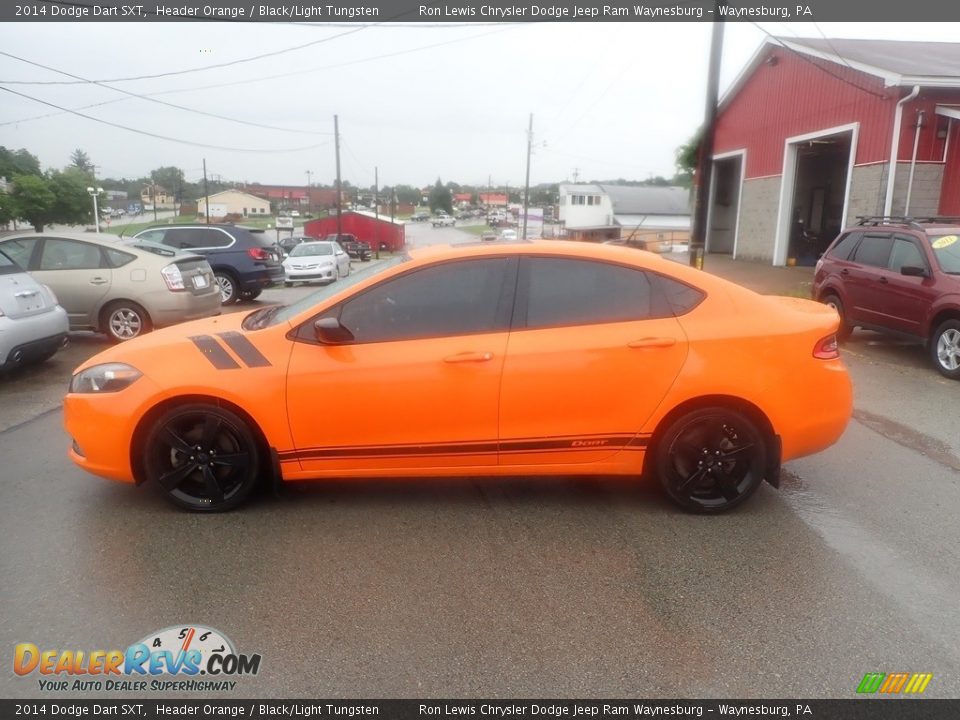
[14, 624, 262, 692]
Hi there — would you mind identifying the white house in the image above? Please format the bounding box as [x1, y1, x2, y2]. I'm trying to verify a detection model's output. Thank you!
[558, 184, 691, 243]
[198, 189, 271, 218]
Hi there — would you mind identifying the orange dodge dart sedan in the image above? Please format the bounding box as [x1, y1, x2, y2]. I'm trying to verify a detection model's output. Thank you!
[64, 241, 852, 513]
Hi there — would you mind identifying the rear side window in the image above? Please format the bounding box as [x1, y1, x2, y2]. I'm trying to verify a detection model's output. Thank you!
[828, 232, 861, 260]
[654, 274, 705, 316]
[851, 233, 893, 268]
[164, 228, 232, 249]
[105, 248, 136, 268]
[522, 257, 658, 329]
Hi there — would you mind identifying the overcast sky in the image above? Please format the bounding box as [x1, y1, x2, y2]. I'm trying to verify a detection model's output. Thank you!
[0, 21, 957, 190]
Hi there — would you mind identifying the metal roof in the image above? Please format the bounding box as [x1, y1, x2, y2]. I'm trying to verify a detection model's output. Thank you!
[599, 185, 691, 215]
[780, 37, 960, 86]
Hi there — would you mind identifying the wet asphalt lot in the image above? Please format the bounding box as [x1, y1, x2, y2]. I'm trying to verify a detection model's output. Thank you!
[2, 223, 960, 699]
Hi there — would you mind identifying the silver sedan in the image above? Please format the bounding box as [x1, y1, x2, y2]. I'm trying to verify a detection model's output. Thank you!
[282, 241, 351, 285]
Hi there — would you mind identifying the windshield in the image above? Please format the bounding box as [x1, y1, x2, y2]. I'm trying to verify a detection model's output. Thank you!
[243, 255, 407, 330]
[290, 243, 333, 257]
[929, 234, 960, 274]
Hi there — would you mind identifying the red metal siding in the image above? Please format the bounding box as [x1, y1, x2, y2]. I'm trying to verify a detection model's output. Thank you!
[716, 47, 898, 178]
[303, 212, 406, 252]
[940, 119, 960, 215]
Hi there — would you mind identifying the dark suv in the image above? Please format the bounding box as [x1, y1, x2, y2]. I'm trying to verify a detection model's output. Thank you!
[132, 224, 284, 303]
[813, 216, 960, 378]
[324, 233, 371, 261]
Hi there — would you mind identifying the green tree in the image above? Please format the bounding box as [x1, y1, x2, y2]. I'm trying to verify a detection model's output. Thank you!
[674, 133, 700, 189]
[428, 178, 452, 215]
[70, 148, 94, 175]
[391, 184, 421, 205]
[0, 191, 19, 228]
[10, 174, 56, 231]
[150, 166, 186, 200]
[48, 168, 95, 226]
[0, 147, 41, 180]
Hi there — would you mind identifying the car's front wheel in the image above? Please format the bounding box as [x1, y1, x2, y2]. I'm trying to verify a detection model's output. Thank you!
[102, 301, 151, 343]
[821, 293, 852, 341]
[144, 404, 261, 512]
[655, 406, 766, 513]
[931, 319, 960, 379]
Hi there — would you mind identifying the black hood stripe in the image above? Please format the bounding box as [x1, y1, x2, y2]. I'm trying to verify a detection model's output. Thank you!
[189, 335, 240, 370]
[217, 331, 271, 368]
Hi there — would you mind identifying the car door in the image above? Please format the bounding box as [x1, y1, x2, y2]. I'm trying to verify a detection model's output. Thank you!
[844, 232, 894, 327]
[285, 257, 518, 473]
[871, 234, 938, 336]
[498, 256, 688, 465]
[28, 237, 112, 328]
[334, 244, 350, 275]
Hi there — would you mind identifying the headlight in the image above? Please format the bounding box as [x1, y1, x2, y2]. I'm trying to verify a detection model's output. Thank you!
[69, 363, 142, 394]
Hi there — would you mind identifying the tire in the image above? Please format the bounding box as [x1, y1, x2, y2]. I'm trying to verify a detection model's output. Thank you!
[821, 293, 852, 341]
[655, 406, 767, 514]
[214, 271, 239, 304]
[284, 281, 293, 287]
[102, 301, 151, 343]
[238, 288, 262, 302]
[930, 319, 960, 379]
[144, 404, 261, 512]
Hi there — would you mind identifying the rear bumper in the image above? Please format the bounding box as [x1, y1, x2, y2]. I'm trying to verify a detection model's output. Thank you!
[144, 289, 222, 329]
[0, 306, 69, 367]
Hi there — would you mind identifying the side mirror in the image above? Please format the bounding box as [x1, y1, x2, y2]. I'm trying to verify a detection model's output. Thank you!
[901, 265, 928, 278]
[314, 317, 354, 345]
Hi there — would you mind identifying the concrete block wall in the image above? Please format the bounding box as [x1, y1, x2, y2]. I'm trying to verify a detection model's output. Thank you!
[734, 176, 782, 262]
[890, 162, 944, 217]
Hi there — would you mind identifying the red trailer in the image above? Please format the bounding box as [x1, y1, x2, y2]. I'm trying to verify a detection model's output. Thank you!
[303, 211, 406, 252]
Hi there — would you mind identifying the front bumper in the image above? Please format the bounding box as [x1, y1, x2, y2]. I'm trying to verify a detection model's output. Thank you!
[285, 265, 337, 282]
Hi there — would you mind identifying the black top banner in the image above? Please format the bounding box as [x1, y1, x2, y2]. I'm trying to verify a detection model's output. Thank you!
[4, 0, 960, 22]
[3, 700, 960, 720]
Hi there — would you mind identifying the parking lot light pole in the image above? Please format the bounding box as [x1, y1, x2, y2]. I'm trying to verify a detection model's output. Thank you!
[86, 186, 103, 232]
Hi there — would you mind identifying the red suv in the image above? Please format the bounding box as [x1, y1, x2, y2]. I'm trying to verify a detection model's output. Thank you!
[813, 216, 960, 378]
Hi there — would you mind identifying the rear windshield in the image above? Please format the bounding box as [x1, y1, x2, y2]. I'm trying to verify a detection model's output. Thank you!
[0, 249, 22, 275]
[928, 234, 960, 274]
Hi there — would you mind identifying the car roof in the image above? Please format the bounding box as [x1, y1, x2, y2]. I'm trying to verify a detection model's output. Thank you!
[0, 231, 204, 262]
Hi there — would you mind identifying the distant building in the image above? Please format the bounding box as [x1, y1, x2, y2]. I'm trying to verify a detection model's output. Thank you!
[197, 189, 271, 219]
[140, 184, 174, 209]
[558, 184, 691, 243]
[479, 193, 508, 207]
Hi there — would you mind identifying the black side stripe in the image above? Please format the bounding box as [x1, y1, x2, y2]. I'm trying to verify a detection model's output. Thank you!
[217, 331, 271, 368]
[189, 335, 240, 370]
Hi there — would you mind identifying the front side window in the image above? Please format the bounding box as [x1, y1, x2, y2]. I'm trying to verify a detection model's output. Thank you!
[852, 233, 893, 268]
[338, 258, 512, 344]
[39, 238, 104, 271]
[888, 236, 927, 273]
[521, 257, 659, 329]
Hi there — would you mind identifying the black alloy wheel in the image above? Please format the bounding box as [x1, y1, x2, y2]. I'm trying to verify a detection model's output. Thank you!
[144, 404, 260, 511]
[821, 293, 851, 341]
[656, 407, 766, 513]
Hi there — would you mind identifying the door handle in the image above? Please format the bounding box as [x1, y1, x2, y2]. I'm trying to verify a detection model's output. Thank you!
[840, 268, 850, 275]
[628, 337, 677, 349]
[13, 290, 38, 298]
[878, 276, 889, 284]
[89, 277, 108, 285]
[443, 352, 493, 363]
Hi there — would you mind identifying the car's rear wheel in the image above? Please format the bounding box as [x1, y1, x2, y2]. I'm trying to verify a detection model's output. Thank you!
[931, 319, 960, 379]
[144, 404, 260, 512]
[102, 301, 151, 343]
[215, 271, 239, 304]
[821, 293, 852, 341]
[655, 407, 766, 513]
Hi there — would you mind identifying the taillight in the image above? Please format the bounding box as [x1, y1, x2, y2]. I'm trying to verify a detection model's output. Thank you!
[161, 264, 185, 291]
[247, 247, 270, 261]
[813, 334, 839, 359]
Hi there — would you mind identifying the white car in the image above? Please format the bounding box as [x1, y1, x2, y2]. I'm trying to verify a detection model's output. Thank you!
[501, 229, 518, 241]
[0, 248, 69, 371]
[283, 241, 351, 286]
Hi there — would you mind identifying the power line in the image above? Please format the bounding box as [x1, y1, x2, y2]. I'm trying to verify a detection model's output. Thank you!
[2, 0, 445, 86]
[0, 85, 332, 154]
[0, 50, 330, 135]
[0, 24, 518, 128]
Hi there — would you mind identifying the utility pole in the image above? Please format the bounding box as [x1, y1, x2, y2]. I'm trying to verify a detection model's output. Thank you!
[689, 3, 726, 269]
[522, 113, 533, 240]
[572, 168, 580, 183]
[203, 158, 210, 225]
[374, 166, 380, 259]
[334, 114, 343, 242]
[305, 170, 313, 214]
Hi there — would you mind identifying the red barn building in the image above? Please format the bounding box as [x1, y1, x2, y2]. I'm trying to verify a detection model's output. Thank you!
[709, 38, 960, 265]
[303, 211, 406, 252]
